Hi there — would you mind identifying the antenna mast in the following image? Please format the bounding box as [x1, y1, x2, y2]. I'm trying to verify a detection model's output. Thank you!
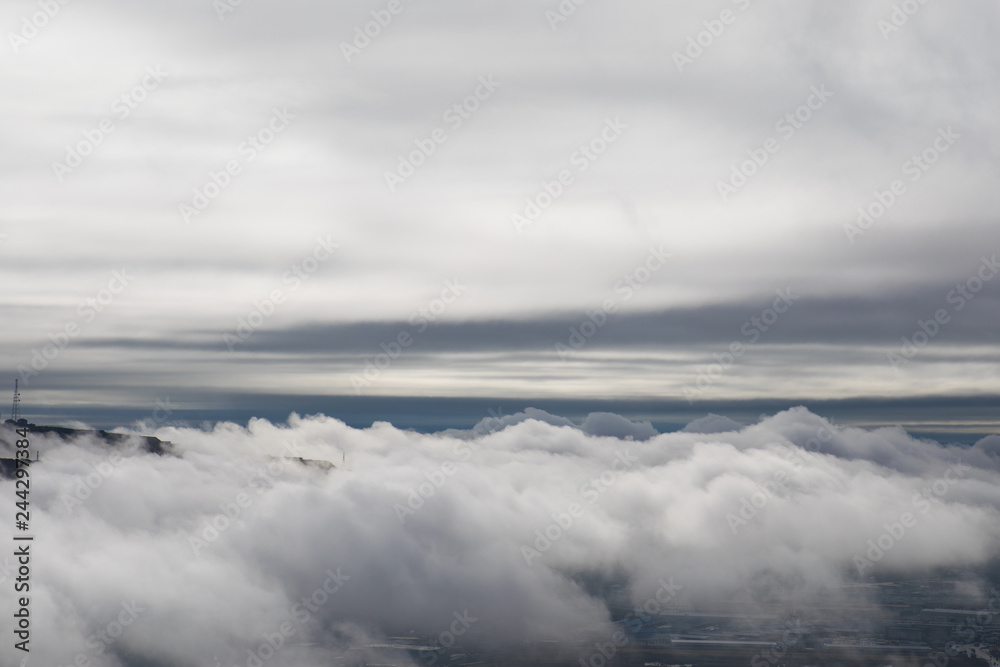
[11, 379, 20, 422]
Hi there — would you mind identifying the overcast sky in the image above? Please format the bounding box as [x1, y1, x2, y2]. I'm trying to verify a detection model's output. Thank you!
[1, 0, 998, 430]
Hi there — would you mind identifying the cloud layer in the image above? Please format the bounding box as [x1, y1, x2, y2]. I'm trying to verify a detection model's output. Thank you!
[3, 407, 1000, 665]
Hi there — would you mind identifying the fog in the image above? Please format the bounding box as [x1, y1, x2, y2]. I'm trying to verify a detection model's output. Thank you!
[2, 406, 1000, 666]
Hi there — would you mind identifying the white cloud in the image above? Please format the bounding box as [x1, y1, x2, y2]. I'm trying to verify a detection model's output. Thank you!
[2, 406, 999, 665]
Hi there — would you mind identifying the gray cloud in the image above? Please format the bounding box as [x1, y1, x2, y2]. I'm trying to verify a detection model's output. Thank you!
[3, 1, 1000, 408]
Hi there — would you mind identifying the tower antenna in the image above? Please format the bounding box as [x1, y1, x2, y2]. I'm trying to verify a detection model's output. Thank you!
[11, 379, 20, 422]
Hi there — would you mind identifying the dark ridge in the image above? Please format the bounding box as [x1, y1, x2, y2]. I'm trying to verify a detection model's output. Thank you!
[27, 425, 172, 455]
[275, 456, 336, 472]
[0, 423, 172, 480]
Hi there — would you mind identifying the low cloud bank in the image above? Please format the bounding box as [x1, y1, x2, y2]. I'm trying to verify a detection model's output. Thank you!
[1, 406, 999, 666]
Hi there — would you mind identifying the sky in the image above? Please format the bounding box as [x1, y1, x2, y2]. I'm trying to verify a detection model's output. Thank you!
[1, 0, 999, 433]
